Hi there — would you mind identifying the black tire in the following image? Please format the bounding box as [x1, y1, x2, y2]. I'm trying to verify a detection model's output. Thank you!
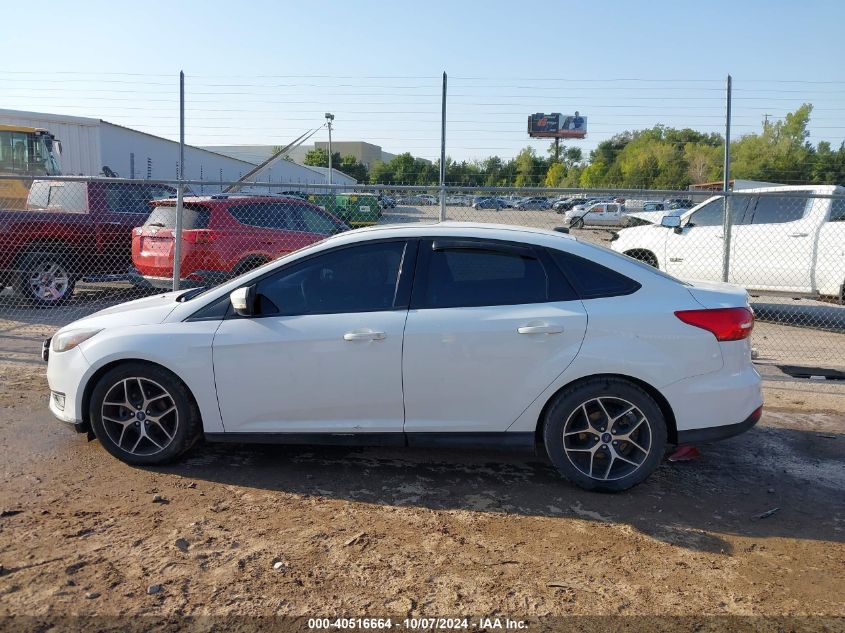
[89, 362, 202, 466]
[570, 217, 585, 229]
[625, 250, 659, 268]
[232, 257, 268, 277]
[542, 377, 667, 492]
[15, 251, 76, 307]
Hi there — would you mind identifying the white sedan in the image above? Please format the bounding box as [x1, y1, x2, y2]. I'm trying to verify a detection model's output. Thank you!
[44, 222, 762, 491]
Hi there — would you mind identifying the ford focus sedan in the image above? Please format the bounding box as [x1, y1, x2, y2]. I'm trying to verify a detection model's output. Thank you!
[44, 222, 762, 492]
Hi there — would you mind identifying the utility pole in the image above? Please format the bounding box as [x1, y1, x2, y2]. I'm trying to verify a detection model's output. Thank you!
[173, 70, 185, 292]
[439, 71, 447, 222]
[721, 74, 733, 283]
[325, 112, 334, 186]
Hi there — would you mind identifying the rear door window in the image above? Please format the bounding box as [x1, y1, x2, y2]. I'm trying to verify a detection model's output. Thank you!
[829, 197, 845, 222]
[748, 195, 808, 224]
[413, 240, 576, 309]
[228, 202, 297, 230]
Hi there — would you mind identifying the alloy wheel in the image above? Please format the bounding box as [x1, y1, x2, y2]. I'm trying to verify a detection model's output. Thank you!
[562, 397, 652, 481]
[28, 261, 70, 302]
[100, 377, 179, 456]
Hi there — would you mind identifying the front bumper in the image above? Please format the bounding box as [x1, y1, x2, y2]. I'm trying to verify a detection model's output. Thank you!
[46, 340, 91, 429]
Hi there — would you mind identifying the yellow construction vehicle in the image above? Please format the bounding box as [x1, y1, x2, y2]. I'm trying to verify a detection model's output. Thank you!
[0, 124, 62, 209]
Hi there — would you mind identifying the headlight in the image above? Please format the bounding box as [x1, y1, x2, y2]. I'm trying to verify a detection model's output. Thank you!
[52, 328, 102, 353]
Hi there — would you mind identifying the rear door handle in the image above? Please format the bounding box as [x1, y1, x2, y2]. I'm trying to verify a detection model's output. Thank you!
[343, 330, 386, 341]
[788, 232, 809, 238]
[517, 325, 563, 335]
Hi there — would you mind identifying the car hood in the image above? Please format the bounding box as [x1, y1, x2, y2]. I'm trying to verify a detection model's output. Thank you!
[685, 280, 750, 309]
[59, 291, 184, 332]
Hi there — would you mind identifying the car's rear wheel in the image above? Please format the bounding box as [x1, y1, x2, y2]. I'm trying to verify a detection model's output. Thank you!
[89, 363, 202, 466]
[232, 257, 269, 277]
[542, 378, 667, 492]
[16, 251, 76, 307]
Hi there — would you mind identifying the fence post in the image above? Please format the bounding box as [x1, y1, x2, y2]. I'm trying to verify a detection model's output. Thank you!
[173, 70, 186, 292]
[721, 74, 733, 283]
[439, 71, 447, 222]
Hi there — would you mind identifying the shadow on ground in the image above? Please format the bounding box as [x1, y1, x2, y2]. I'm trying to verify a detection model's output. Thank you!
[147, 421, 844, 556]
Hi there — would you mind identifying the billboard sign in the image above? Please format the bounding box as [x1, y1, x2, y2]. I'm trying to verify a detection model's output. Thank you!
[527, 112, 587, 139]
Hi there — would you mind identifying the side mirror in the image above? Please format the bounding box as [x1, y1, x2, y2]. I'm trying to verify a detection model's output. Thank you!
[230, 285, 256, 317]
[661, 215, 681, 229]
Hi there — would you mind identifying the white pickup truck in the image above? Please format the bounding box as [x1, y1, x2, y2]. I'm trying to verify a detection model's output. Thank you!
[611, 185, 845, 301]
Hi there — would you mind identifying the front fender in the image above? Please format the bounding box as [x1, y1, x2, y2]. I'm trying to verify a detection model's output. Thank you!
[76, 321, 224, 432]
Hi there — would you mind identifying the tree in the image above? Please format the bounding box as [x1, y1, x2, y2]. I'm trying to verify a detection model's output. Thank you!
[545, 162, 566, 187]
[304, 148, 369, 183]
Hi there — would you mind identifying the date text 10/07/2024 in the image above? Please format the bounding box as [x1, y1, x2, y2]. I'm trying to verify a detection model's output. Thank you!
[307, 618, 528, 630]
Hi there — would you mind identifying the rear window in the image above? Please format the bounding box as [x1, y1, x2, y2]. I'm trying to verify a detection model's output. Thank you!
[144, 205, 209, 229]
[106, 184, 175, 214]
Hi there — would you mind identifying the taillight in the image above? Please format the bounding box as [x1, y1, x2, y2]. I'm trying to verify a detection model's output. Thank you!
[674, 307, 754, 341]
[186, 230, 214, 244]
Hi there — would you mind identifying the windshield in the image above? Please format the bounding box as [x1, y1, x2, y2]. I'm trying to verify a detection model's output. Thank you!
[36, 135, 61, 176]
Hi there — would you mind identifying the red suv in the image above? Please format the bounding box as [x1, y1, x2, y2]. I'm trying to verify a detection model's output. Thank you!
[131, 195, 348, 288]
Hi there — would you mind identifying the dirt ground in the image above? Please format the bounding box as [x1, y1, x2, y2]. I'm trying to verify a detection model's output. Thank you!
[0, 360, 843, 631]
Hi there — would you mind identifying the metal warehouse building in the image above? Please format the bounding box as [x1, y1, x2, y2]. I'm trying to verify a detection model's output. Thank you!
[0, 108, 345, 187]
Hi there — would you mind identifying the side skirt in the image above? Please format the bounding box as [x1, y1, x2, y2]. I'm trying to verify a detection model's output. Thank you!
[204, 432, 536, 451]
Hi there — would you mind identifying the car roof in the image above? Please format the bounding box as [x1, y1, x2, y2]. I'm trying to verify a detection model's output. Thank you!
[154, 195, 312, 205]
[320, 221, 577, 245]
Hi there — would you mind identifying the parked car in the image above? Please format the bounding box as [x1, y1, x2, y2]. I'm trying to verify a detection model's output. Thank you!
[641, 201, 669, 212]
[0, 179, 176, 305]
[564, 202, 629, 228]
[515, 197, 551, 210]
[45, 222, 762, 492]
[553, 197, 581, 212]
[472, 197, 513, 210]
[665, 198, 695, 209]
[626, 207, 687, 227]
[568, 197, 615, 214]
[131, 195, 348, 289]
[415, 194, 439, 206]
[377, 193, 396, 209]
[445, 194, 472, 206]
[612, 185, 845, 300]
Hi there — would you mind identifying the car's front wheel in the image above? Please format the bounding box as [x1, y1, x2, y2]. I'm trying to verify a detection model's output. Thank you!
[570, 217, 585, 229]
[543, 377, 667, 492]
[89, 363, 202, 466]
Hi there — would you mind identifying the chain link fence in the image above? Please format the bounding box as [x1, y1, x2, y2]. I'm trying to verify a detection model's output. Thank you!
[1, 175, 843, 370]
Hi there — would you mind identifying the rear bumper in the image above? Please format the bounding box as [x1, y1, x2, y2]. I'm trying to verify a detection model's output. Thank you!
[676, 405, 762, 444]
[129, 269, 228, 290]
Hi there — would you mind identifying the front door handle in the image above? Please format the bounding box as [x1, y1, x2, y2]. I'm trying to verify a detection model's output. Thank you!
[788, 232, 809, 238]
[517, 325, 563, 335]
[343, 330, 386, 341]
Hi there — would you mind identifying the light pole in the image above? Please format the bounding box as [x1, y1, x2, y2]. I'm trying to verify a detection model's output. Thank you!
[325, 112, 334, 186]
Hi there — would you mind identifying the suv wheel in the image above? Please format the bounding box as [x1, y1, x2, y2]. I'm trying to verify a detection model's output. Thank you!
[17, 251, 75, 307]
[543, 378, 667, 492]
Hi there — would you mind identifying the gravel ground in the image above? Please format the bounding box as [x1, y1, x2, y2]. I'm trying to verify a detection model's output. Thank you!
[0, 362, 843, 629]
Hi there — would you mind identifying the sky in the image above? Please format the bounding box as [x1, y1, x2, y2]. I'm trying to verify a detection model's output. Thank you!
[2, 0, 845, 162]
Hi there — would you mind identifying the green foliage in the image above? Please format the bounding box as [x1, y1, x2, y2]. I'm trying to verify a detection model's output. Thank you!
[304, 148, 369, 183]
[353, 105, 842, 188]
